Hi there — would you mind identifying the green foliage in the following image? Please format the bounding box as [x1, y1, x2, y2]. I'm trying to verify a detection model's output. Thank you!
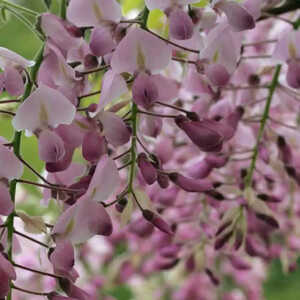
[264, 259, 300, 300]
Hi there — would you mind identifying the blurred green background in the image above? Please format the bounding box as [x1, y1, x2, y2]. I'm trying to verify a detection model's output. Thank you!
[1, 1, 300, 299]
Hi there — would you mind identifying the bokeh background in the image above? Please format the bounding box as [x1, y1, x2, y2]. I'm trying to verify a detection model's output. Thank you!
[1, 1, 300, 299]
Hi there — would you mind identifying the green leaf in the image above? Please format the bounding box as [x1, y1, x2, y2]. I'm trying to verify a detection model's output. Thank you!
[192, 0, 209, 8]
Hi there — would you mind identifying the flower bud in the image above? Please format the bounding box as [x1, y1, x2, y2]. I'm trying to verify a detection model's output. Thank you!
[137, 153, 157, 185]
[82, 131, 107, 163]
[168, 172, 213, 192]
[142, 209, 173, 235]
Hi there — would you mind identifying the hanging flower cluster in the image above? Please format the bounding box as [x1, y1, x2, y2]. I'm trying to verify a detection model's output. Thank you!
[0, 0, 300, 299]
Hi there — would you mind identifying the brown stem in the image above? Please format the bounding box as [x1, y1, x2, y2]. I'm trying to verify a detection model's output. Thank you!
[113, 149, 131, 160]
[13, 230, 49, 248]
[12, 285, 49, 296]
[13, 263, 63, 279]
[0, 109, 15, 116]
[137, 109, 178, 119]
[143, 28, 199, 54]
[17, 179, 82, 193]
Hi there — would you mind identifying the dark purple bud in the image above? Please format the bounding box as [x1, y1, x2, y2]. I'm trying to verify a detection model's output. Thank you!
[137, 153, 158, 185]
[248, 74, 260, 86]
[115, 197, 128, 213]
[82, 131, 107, 163]
[255, 213, 279, 229]
[216, 220, 232, 236]
[159, 244, 180, 258]
[214, 230, 233, 250]
[206, 190, 225, 201]
[229, 256, 251, 270]
[233, 229, 244, 250]
[277, 135, 293, 165]
[287, 60, 300, 89]
[157, 173, 170, 189]
[205, 153, 228, 168]
[175, 115, 224, 152]
[169, 172, 213, 192]
[257, 194, 281, 203]
[132, 73, 158, 110]
[169, 9, 194, 40]
[142, 209, 173, 235]
[205, 268, 220, 286]
[83, 54, 99, 69]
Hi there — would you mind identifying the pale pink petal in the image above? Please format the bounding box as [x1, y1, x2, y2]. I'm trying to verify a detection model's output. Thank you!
[145, 0, 171, 10]
[52, 195, 112, 244]
[12, 84, 76, 133]
[111, 27, 172, 74]
[99, 111, 131, 147]
[41, 13, 81, 53]
[0, 182, 13, 216]
[50, 240, 78, 280]
[287, 60, 300, 89]
[169, 9, 194, 40]
[205, 63, 230, 86]
[90, 27, 116, 57]
[4, 66, 24, 97]
[38, 130, 66, 163]
[152, 74, 179, 102]
[67, 0, 121, 27]
[0, 144, 23, 180]
[87, 154, 121, 203]
[218, 1, 255, 32]
[98, 70, 128, 111]
[0, 252, 16, 279]
[0, 47, 34, 69]
[82, 131, 107, 162]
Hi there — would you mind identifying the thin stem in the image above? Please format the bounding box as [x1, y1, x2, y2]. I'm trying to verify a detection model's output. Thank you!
[17, 179, 82, 193]
[244, 65, 281, 188]
[137, 109, 177, 119]
[131, 190, 144, 211]
[101, 189, 129, 208]
[172, 57, 197, 64]
[17, 156, 54, 185]
[223, 84, 269, 91]
[13, 263, 63, 279]
[12, 285, 49, 296]
[0, 0, 39, 16]
[243, 39, 277, 47]
[268, 116, 298, 130]
[113, 148, 131, 160]
[0, 109, 15, 116]
[143, 28, 200, 54]
[78, 89, 101, 100]
[60, 0, 67, 19]
[4, 6, 44, 41]
[136, 135, 151, 155]
[14, 230, 49, 248]
[155, 101, 190, 114]
[258, 1, 300, 21]
[0, 99, 20, 104]
[118, 160, 133, 171]
[241, 55, 272, 60]
[6, 45, 44, 300]
[77, 65, 110, 76]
